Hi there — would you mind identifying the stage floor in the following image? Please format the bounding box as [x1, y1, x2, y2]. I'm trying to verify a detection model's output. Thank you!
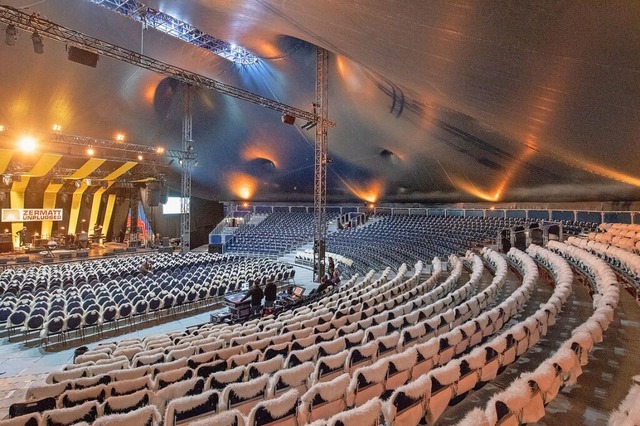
[0, 242, 161, 266]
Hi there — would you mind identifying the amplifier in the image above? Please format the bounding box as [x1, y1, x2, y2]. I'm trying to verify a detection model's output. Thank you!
[59, 252, 72, 260]
[77, 251, 88, 258]
[0, 241, 13, 253]
[0, 233, 11, 243]
[16, 255, 30, 263]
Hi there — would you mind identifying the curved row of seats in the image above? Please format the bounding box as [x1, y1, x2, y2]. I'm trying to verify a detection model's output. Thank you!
[21, 251, 496, 424]
[565, 236, 640, 300]
[461, 241, 620, 425]
[13, 258, 460, 424]
[590, 222, 640, 252]
[8, 245, 584, 421]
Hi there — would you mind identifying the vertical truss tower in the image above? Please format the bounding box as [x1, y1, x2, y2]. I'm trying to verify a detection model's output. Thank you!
[181, 83, 193, 253]
[313, 47, 329, 281]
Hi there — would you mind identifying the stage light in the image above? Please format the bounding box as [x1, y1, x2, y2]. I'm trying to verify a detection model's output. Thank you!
[5, 24, 17, 46]
[74, 180, 81, 188]
[87, 147, 95, 156]
[187, 145, 194, 152]
[301, 121, 317, 130]
[155, 146, 165, 155]
[242, 202, 248, 208]
[31, 32, 44, 54]
[115, 133, 125, 141]
[1, 175, 10, 186]
[52, 124, 62, 132]
[0, 125, 4, 132]
[84, 179, 92, 186]
[137, 154, 144, 161]
[17, 136, 37, 153]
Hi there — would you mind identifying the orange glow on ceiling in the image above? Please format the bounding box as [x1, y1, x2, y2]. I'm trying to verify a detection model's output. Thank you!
[227, 172, 258, 200]
[241, 145, 279, 168]
[344, 179, 384, 203]
[144, 84, 157, 103]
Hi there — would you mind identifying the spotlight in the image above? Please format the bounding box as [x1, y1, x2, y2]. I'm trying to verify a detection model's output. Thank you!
[17, 135, 37, 153]
[74, 180, 81, 188]
[52, 124, 62, 132]
[87, 147, 95, 156]
[187, 145, 194, 152]
[155, 146, 165, 155]
[301, 121, 317, 130]
[0, 125, 4, 132]
[178, 159, 183, 165]
[2, 175, 11, 186]
[31, 32, 44, 54]
[5, 24, 17, 46]
[167, 159, 175, 166]
[101, 181, 109, 189]
[115, 133, 125, 141]
[84, 179, 92, 186]
[137, 154, 144, 161]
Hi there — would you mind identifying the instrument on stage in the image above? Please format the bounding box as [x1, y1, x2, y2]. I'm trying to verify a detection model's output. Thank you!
[224, 292, 251, 319]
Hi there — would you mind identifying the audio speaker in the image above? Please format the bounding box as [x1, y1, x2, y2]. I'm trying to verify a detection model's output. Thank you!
[68, 46, 99, 68]
[160, 183, 168, 204]
[59, 252, 72, 260]
[16, 255, 29, 263]
[77, 251, 88, 258]
[281, 114, 296, 125]
[148, 181, 161, 206]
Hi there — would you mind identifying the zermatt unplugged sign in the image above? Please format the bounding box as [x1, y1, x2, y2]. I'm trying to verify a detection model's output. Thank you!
[1, 209, 64, 222]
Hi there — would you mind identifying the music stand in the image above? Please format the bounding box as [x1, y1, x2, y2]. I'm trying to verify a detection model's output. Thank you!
[44, 240, 58, 258]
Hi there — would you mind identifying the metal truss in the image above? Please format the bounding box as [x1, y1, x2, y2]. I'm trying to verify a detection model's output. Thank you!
[181, 83, 193, 253]
[48, 133, 195, 166]
[0, 6, 335, 127]
[313, 46, 329, 282]
[88, 0, 258, 65]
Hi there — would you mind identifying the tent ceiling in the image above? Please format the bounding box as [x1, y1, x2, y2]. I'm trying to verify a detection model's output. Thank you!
[1, 0, 639, 203]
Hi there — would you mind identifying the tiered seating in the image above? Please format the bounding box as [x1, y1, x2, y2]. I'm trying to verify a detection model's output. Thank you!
[17, 258, 465, 425]
[15, 245, 542, 425]
[326, 215, 527, 274]
[565, 235, 640, 301]
[589, 223, 640, 252]
[226, 212, 322, 256]
[0, 253, 292, 344]
[12, 236, 620, 426]
[463, 241, 620, 424]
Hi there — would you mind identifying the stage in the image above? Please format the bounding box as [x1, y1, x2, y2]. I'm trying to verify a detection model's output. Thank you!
[0, 242, 162, 267]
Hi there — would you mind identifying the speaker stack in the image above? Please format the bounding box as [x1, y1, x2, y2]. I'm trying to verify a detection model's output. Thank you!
[148, 181, 161, 207]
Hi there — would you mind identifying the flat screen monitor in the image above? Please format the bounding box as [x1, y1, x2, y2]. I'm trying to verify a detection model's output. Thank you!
[162, 197, 190, 215]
